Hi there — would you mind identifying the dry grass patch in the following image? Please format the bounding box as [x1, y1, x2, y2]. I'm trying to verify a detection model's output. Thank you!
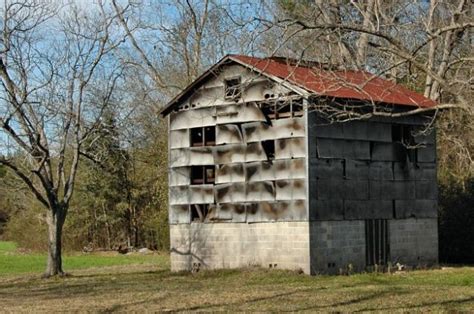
[0, 262, 473, 312]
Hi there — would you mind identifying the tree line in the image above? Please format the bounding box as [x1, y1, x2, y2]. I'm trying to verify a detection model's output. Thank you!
[0, 0, 472, 276]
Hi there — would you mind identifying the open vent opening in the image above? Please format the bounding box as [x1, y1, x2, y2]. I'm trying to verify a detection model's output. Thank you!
[190, 166, 215, 185]
[392, 124, 417, 162]
[259, 99, 303, 119]
[262, 140, 275, 160]
[190, 126, 216, 147]
[224, 77, 242, 100]
[191, 204, 209, 222]
[204, 126, 216, 146]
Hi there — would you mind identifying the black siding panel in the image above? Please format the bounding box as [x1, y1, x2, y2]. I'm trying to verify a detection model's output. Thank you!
[311, 200, 344, 220]
[346, 160, 370, 180]
[415, 180, 438, 199]
[344, 200, 393, 219]
[394, 200, 438, 218]
[311, 158, 344, 179]
[369, 162, 393, 180]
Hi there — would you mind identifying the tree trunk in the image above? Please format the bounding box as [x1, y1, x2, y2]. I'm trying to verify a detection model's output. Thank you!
[44, 207, 66, 277]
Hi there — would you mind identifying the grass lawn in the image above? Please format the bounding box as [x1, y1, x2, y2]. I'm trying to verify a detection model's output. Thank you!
[0, 241, 473, 312]
[0, 241, 168, 276]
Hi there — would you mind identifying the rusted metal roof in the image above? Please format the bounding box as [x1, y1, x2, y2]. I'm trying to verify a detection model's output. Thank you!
[232, 55, 436, 108]
[160, 54, 436, 116]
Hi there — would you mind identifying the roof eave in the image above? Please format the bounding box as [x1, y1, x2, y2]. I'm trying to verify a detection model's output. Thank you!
[159, 55, 233, 117]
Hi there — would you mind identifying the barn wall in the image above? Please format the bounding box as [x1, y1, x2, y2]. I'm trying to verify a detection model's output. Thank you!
[170, 222, 311, 274]
[307, 110, 439, 273]
[168, 64, 308, 225]
[167, 64, 311, 273]
[307, 112, 438, 221]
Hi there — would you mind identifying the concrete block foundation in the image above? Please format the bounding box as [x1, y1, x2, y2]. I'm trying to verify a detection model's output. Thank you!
[389, 218, 438, 266]
[170, 221, 311, 274]
[170, 218, 439, 274]
[309, 220, 366, 274]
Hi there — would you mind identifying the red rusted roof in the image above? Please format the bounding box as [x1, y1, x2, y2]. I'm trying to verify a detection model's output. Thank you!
[160, 54, 436, 116]
[231, 55, 436, 108]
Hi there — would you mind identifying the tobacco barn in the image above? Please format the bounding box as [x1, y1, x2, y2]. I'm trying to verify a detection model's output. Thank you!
[160, 55, 438, 274]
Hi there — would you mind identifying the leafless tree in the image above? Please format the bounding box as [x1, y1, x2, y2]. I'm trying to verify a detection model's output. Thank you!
[264, 1, 472, 109]
[111, 0, 264, 94]
[257, 0, 473, 181]
[0, 1, 124, 276]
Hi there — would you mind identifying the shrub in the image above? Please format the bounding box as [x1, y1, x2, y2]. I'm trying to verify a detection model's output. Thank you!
[438, 179, 474, 264]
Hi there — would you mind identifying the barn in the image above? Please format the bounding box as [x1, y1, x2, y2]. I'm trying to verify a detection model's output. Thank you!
[160, 55, 438, 274]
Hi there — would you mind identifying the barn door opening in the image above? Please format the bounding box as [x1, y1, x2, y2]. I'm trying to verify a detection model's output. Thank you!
[365, 219, 389, 267]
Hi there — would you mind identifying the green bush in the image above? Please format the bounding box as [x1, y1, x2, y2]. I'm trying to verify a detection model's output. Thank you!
[3, 205, 48, 251]
[3, 204, 89, 252]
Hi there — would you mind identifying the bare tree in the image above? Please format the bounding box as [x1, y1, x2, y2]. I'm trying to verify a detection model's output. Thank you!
[111, 0, 264, 94]
[258, 0, 473, 180]
[267, 0, 472, 110]
[0, 1, 124, 276]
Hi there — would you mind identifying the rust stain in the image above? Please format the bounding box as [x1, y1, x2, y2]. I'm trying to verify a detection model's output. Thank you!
[279, 139, 287, 150]
[234, 164, 244, 176]
[294, 159, 304, 169]
[276, 161, 287, 171]
[247, 203, 258, 214]
[292, 119, 304, 130]
[276, 180, 289, 188]
[234, 204, 245, 214]
[294, 180, 303, 189]
[260, 202, 273, 214]
[247, 142, 263, 154]
[294, 200, 305, 208]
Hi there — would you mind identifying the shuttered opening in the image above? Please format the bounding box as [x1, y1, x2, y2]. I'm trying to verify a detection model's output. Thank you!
[365, 219, 389, 266]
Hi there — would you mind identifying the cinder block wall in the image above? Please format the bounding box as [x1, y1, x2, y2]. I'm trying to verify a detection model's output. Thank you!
[170, 221, 311, 274]
[308, 218, 439, 274]
[389, 218, 439, 265]
[309, 220, 366, 274]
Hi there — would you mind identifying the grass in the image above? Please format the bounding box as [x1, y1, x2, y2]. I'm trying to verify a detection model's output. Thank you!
[0, 241, 473, 312]
[0, 241, 169, 276]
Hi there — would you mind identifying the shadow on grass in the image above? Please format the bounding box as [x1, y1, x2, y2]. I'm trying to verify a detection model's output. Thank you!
[0, 268, 245, 301]
[355, 296, 474, 312]
[289, 290, 406, 312]
[1, 267, 473, 312]
[150, 289, 314, 312]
